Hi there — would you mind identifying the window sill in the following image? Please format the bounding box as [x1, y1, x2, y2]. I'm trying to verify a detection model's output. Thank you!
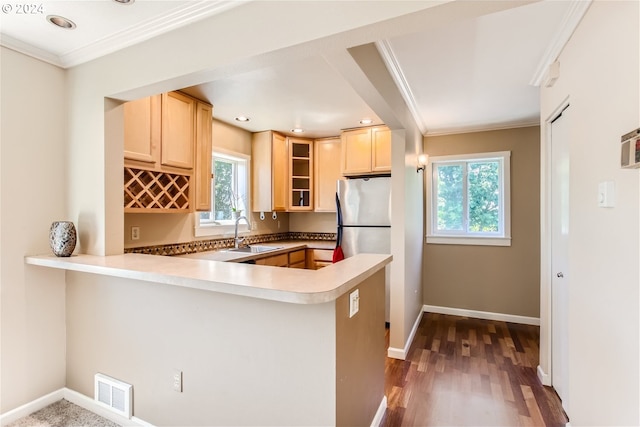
[195, 224, 249, 238]
[426, 235, 511, 247]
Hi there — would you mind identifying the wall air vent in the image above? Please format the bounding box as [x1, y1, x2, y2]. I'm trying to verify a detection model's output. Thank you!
[94, 373, 132, 419]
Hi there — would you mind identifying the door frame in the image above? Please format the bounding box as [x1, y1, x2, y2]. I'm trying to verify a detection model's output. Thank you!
[538, 96, 570, 388]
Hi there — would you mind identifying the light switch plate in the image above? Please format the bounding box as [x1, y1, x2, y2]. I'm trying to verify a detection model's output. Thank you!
[598, 181, 615, 208]
[173, 369, 182, 392]
[349, 289, 359, 318]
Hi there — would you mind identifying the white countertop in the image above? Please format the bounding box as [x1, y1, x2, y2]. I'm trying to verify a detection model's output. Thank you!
[25, 249, 391, 305]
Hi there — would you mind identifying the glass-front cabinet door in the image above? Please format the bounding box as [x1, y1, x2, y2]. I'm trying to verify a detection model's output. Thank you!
[288, 138, 313, 211]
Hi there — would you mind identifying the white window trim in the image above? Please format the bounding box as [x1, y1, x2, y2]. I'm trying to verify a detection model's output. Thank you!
[194, 148, 251, 238]
[426, 151, 511, 247]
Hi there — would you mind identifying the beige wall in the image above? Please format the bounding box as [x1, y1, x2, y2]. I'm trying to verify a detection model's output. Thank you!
[423, 126, 541, 318]
[123, 119, 287, 248]
[0, 48, 68, 412]
[65, 267, 385, 425]
[388, 128, 426, 355]
[66, 271, 335, 425]
[289, 212, 336, 233]
[539, 1, 639, 424]
[335, 269, 385, 426]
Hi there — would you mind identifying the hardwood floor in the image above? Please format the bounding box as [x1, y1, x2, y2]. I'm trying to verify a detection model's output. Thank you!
[381, 313, 568, 427]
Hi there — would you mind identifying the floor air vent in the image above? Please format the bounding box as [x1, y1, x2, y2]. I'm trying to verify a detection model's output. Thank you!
[94, 373, 132, 418]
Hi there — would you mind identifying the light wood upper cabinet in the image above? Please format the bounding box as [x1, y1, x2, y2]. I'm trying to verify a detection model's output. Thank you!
[252, 131, 289, 212]
[314, 137, 341, 212]
[124, 95, 161, 165]
[272, 133, 289, 211]
[161, 91, 195, 170]
[341, 125, 391, 176]
[288, 138, 313, 211]
[193, 102, 213, 212]
[371, 127, 392, 172]
[123, 92, 212, 213]
[341, 127, 372, 175]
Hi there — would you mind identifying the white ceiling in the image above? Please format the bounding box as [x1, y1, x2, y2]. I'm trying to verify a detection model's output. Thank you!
[0, 0, 589, 138]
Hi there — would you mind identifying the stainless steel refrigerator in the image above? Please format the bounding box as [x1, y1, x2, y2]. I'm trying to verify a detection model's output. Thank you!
[336, 177, 391, 321]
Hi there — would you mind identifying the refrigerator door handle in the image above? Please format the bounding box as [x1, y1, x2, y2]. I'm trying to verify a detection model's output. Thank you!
[341, 225, 391, 228]
[335, 192, 343, 248]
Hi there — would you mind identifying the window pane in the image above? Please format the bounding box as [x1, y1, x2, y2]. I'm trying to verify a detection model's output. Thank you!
[467, 161, 500, 233]
[214, 159, 234, 221]
[436, 164, 464, 231]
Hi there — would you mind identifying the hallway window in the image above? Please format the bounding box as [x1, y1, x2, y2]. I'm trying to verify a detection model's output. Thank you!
[426, 151, 511, 246]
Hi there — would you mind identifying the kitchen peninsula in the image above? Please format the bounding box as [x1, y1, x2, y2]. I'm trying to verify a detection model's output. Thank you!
[25, 251, 391, 426]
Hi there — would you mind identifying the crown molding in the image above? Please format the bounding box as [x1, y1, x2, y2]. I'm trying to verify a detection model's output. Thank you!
[424, 119, 540, 137]
[375, 39, 429, 135]
[1, 0, 246, 69]
[529, 0, 592, 86]
[0, 34, 65, 68]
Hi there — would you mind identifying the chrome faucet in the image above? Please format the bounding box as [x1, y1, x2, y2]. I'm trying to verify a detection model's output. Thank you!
[234, 215, 250, 248]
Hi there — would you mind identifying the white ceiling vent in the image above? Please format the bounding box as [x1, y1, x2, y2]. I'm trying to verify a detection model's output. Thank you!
[94, 373, 132, 419]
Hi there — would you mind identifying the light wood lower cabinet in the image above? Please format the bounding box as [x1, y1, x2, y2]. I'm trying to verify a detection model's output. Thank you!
[288, 249, 306, 269]
[255, 253, 289, 267]
[306, 248, 333, 270]
[254, 249, 306, 268]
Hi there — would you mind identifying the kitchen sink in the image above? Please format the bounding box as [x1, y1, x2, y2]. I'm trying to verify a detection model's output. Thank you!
[225, 245, 283, 253]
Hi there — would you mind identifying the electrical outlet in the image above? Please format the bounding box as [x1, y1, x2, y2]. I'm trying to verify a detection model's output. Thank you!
[349, 289, 359, 318]
[131, 226, 140, 241]
[251, 221, 257, 230]
[173, 370, 182, 392]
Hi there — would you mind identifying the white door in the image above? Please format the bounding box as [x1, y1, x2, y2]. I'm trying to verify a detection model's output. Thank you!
[551, 107, 570, 413]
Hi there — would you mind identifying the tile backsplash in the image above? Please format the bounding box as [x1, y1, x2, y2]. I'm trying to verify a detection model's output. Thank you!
[125, 232, 336, 256]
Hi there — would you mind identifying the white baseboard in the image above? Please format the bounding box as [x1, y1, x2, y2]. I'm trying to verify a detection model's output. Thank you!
[537, 365, 551, 386]
[370, 395, 387, 427]
[387, 308, 423, 360]
[63, 388, 151, 427]
[423, 304, 540, 326]
[0, 388, 153, 427]
[0, 389, 64, 426]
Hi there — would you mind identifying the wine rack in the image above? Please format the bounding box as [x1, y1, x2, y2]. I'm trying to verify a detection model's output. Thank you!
[124, 167, 190, 212]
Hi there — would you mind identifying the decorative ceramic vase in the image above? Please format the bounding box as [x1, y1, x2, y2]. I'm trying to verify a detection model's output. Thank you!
[232, 210, 243, 220]
[49, 221, 77, 257]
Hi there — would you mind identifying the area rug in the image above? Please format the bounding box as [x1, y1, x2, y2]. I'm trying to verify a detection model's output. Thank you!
[7, 399, 121, 427]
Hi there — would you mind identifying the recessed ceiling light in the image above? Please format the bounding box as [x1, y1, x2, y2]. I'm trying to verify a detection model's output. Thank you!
[47, 15, 76, 30]
[113, 0, 135, 4]
[360, 118, 373, 125]
[291, 128, 304, 134]
[235, 116, 250, 122]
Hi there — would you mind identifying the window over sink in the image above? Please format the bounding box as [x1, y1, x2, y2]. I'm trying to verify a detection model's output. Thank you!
[195, 149, 250, 237]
